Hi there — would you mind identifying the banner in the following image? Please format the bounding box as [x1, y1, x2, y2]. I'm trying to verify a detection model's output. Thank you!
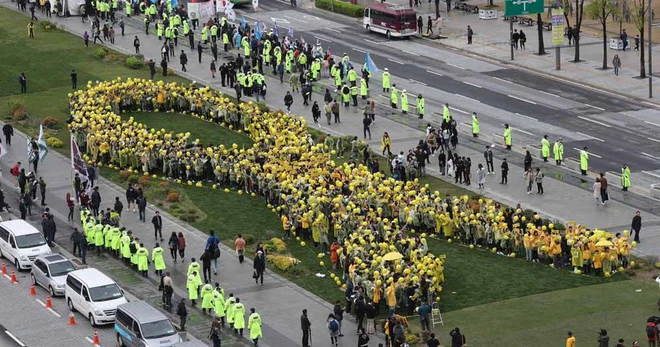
[0, 144, 7, 159]
[252, 0, 259, 11]
[37, 124, 48, 163]
[551, 8, 564, 46]
[27, 137, 35, 164]
[365, 52, 379, 73]
[199, 1, 215, 24]
[255, 21, 262, 40]
[71, 135, 89, 184]
[187, 2, 200, 21]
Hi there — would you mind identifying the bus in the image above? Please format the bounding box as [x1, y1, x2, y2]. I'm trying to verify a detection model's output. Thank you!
[363, 3, 417, 39]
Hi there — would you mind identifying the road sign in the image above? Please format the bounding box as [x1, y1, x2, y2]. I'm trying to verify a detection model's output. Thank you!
[505, 0, 544, 16]
[551, 8, 564, 46]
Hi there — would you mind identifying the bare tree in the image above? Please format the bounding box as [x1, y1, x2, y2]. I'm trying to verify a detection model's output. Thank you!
[632, 0, 648, 77]
[585, 0, 619, 68]
[573, 0, 586, 61]
[536, 13, 547, 55]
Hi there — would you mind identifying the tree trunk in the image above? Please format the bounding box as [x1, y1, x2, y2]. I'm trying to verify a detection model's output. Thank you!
[537, 14, 547, 55]
[573, 0, 584, 62]
[488, 0, 493, 6]
[640, 27, 647, 77]
[602, 19, 608, 69]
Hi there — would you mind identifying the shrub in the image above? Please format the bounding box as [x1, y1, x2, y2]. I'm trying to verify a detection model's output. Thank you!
[125, 56, 145, 70]
[39, 20, 57, 31]
[95, 47, 108, 59]
[157, 181, 170, 188]
[8, 101, 28, 121]
[166, 191, 180, 202]
[46, 137, 64, 148]
[264, 237, 287, 253]
[315, 0, 364, 18]
[119, 170, 132, 180]
[267, 254, 300, 272]
[128, 174, 139, 184]
[242, 233, 255, 245]
[137, 175, 151, 186]
[180, 212, 199, 223]
[43, 117, 60, 129]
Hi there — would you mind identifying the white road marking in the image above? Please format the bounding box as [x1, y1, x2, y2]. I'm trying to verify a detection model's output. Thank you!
[5, 331, 26, 347]
[645, 120, 660, 127]
[578, 115, 612, 128]
[352, 47, 366, 53]
[409, 79, 427, 86]
[642, 101, 658, 108]
[379, 95, 389, 99]
[388, 58, 405, 65]
[576, 132, 605, 142]
[515, 112, 538, 121]
[314, 36, 333, 43]
[363, 38, 380, 44]
[452, 107, 469, 114]
[462, 81, 482, 88]
[455, 94, 481, 103]
[585, 103, 606, 111]
[573, 147, 602, 158]
[513, 128, 536, 136]
[327, 28, 341, 33]
[426, 70, 443, 77]
[493, 77, 514, 84]
[283, 15, 308, 23]
[3, 274, 11, 281]
[642, 152, 660, 160]
[36, 298, 45, 307]
[492, 133, 504, 138]
[402, 50, 420, 56]
[507, 94, 537, 105]
[461, 122, 471, 127]
[647, 137, 660, 143]
[36, 299, 62, 317]
[447, 63, 466, 70]
[538, 90, 561, 98]
[85, 336, 95, 344]
[642, 170, 660, 179]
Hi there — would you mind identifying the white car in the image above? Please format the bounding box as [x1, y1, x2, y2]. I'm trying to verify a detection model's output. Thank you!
[31, 254, 76, 296]
[65, 268, 128, 326]
[0, 219, 52, 271]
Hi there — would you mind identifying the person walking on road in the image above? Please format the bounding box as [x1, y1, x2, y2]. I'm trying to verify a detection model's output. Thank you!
[248, 308, 262, 346]
[152, 210, 163, 241]
[253, 250, 266, 285]
[284, 91, 294, 114]
[519, 30, 527, 49]
[631, 211, 642, 243]
[168, 232, 179, 263]
[467, 25, 474, 44]
[235, 234, 246, 263]
[177, 298, 188, 331]
[363, 114, 372, 140]
[327, 314, 340, 347]
[500, 158, 509, 184]
[613, 54, 621, 76]
[301, 309, 312, 347]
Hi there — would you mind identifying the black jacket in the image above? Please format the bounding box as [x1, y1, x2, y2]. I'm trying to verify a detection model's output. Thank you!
[300, 314, 311, 330]
[632, 215, 642, 231]
[253, 254, 266, 271]
[177, 301, 187, 316]
[91, 191, 101, 206]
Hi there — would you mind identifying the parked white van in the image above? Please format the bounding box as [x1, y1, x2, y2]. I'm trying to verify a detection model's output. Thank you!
[115, 301, 182, 347]
[0, 220, 52, 271]
[65, 268, 128, 326]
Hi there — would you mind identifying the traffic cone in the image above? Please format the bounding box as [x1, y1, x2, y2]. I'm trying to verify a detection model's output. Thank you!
[68, 312, 76, 326]
[45, 295, 52, 308]
[29, 283, 36, 296]
[10, 270, 17, 283]
[1, 263, 6, 275]
[92, 330, 100, 345]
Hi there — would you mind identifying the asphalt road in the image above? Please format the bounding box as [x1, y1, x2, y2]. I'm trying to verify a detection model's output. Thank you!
[223, 0, 660, 174]
[0, 322, 26, 347]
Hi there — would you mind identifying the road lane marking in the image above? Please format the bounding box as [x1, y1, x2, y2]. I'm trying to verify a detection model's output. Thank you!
[578, 115, 612, 127]
[327, 28, 340, 33]
[647, 137, 660, 143]
[402, 49, 420, 56]
[452, 107, 469, 114]
[576, 132, 605, 142]
[507, 94, 537, 105]
[642, 152, 660, 160]
[409, 79, 427, 86]
[3, 274, 11, 281]
[501, 124, 535, 136]
[515, 112, 538, 121]
[585, 103, 606, 111]
[314, 35, 333, 43]
[462, 81, 482, 88]
[352, 47, 366, 53]
[363, 38, 380, 44]
[643, 170, 660, 179]
[426, 70, 443, 77]
[388, 58, 405, 65]
[447, 63, 466, 70]
[573, 147, 602, 158]
[645, 120, 660, 127]
[283, 15, 308, 23]
[642, 101, 658, 108]
[492, 133, 504, 138]
[538, 90, 561, 98]
[492, 77, 514, 84]
[455, 94, 481, 103]
[85, 336, 95, 345]
[36, 299, 62, 317]
[5, 331, 26, 347]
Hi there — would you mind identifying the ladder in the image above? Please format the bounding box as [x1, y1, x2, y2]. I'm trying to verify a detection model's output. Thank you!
[431, 302, 444, 327]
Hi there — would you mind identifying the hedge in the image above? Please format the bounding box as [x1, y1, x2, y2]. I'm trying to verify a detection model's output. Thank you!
[315, 0, 364, 18]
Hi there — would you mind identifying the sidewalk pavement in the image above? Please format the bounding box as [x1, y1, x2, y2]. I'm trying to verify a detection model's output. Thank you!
[396, 0, 660, 103]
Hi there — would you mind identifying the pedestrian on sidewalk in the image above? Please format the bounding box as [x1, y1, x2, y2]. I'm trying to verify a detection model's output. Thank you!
[253, 250, 265, 285]
[417, 16, 423, 35]
[209, 317, 222, 347]
[137, 194, 147, 221]
[500, 158, 508, 184]
[363, 114, 372, 140]
[519, 30, 527, 50]
[210, 60, 216, 78]
[177, 298, 188, 331]
[38, 176, 46, 206]
[198, 41, 203, 63]
[631, 211, 642, 243]
[90, 186, 101, 217]
[635, 34, 640, 50]
[600, 172, 609, 204]
[284, 91, 294, 114]
[621, 29, 628, 51]
[567, 26, 574, 45]
[477, 164, 485, 189]
[535, 168, 544, 194]
[327, 314, 340, 347]
[594, 178, 602, 206]
[613, 55, 621, 76]
[525, 168, 534, 194]
[426, 16, 433, 35]
[512, 29, 519, 49]
[332, 99, 340, 123]
[301, 309, 311, 347]
[66, 192, 74, 221]
[3, 124, 13, 146]
[152, 210, 163, 240]
[467, 25, 473, 44]
[180, 50, 188, 72]
[201, 248, 213, 283]
[524, 148, 533, 171]
[168, 232, 179, 263]
[358, 328, 370, 346]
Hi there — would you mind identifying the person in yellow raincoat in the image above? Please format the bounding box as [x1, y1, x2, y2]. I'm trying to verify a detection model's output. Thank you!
[593, 250, 604, 276]
[213, 287, 226, 326]
[372, 282, 383, 315]
[186, 274, 199, 306]
[187, 258, 202, 284]
[381, 132, 392, 156]
[442, 214, 453, 237]
[386, 281, 396, 316]
[200, 282, 214, 314]
[225, 294, 236, 329]
[233, 297, 246, 336]
[136, 243, 149, 277]
[248, 308, 262, 345]
[571, 243, 583, 273]
[152, 243, 166, 276]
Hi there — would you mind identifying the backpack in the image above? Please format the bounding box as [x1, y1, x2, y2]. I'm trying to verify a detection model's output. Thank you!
[329, 320, 339, 333]
[647, 325, 656, 338]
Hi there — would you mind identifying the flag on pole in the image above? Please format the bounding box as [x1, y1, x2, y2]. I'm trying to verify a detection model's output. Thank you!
[252, 0, 259, 11]
[37, 124, 48, 163]
[287, 27, 294, 38]
[255, 21, 262, 40]
[0, 144, 7, 159]
[71, 135, 89, 184]
[273, 22, 279, 37]
[240, 16, 247, 29]
[365, 52, 379, 73]
[27, 137, 35, 164]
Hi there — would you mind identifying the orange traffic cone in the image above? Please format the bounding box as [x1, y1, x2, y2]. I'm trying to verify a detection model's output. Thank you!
[68, 312, 76, 326]
[1, 263, 6, 275]
[45, 295, 52, 308]
[10, 270, 17, 283]
[92, 330, 100, 345]
[29, 283, 36, 296]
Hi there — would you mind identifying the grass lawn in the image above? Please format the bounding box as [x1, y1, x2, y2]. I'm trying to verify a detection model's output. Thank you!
[0, 6, 635, 330]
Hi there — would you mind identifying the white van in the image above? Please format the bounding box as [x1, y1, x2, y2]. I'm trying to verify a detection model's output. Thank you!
[65, 268, 128, 326]
[115, 301, 182, 347]
[0, 220, 52, 271]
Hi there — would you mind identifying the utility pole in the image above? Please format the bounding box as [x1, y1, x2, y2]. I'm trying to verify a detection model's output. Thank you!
[649, 0, 653, 98]
[510, 20, 514, 60]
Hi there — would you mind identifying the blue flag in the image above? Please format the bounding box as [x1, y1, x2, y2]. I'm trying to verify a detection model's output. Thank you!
[170, 0, 177, 8]
[287, 27, 294, 38]
[240, 16, 247, 29]
[273, 23, 279, 37]
[255, 21, 262, 40]
[365, 52, 379, 73]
